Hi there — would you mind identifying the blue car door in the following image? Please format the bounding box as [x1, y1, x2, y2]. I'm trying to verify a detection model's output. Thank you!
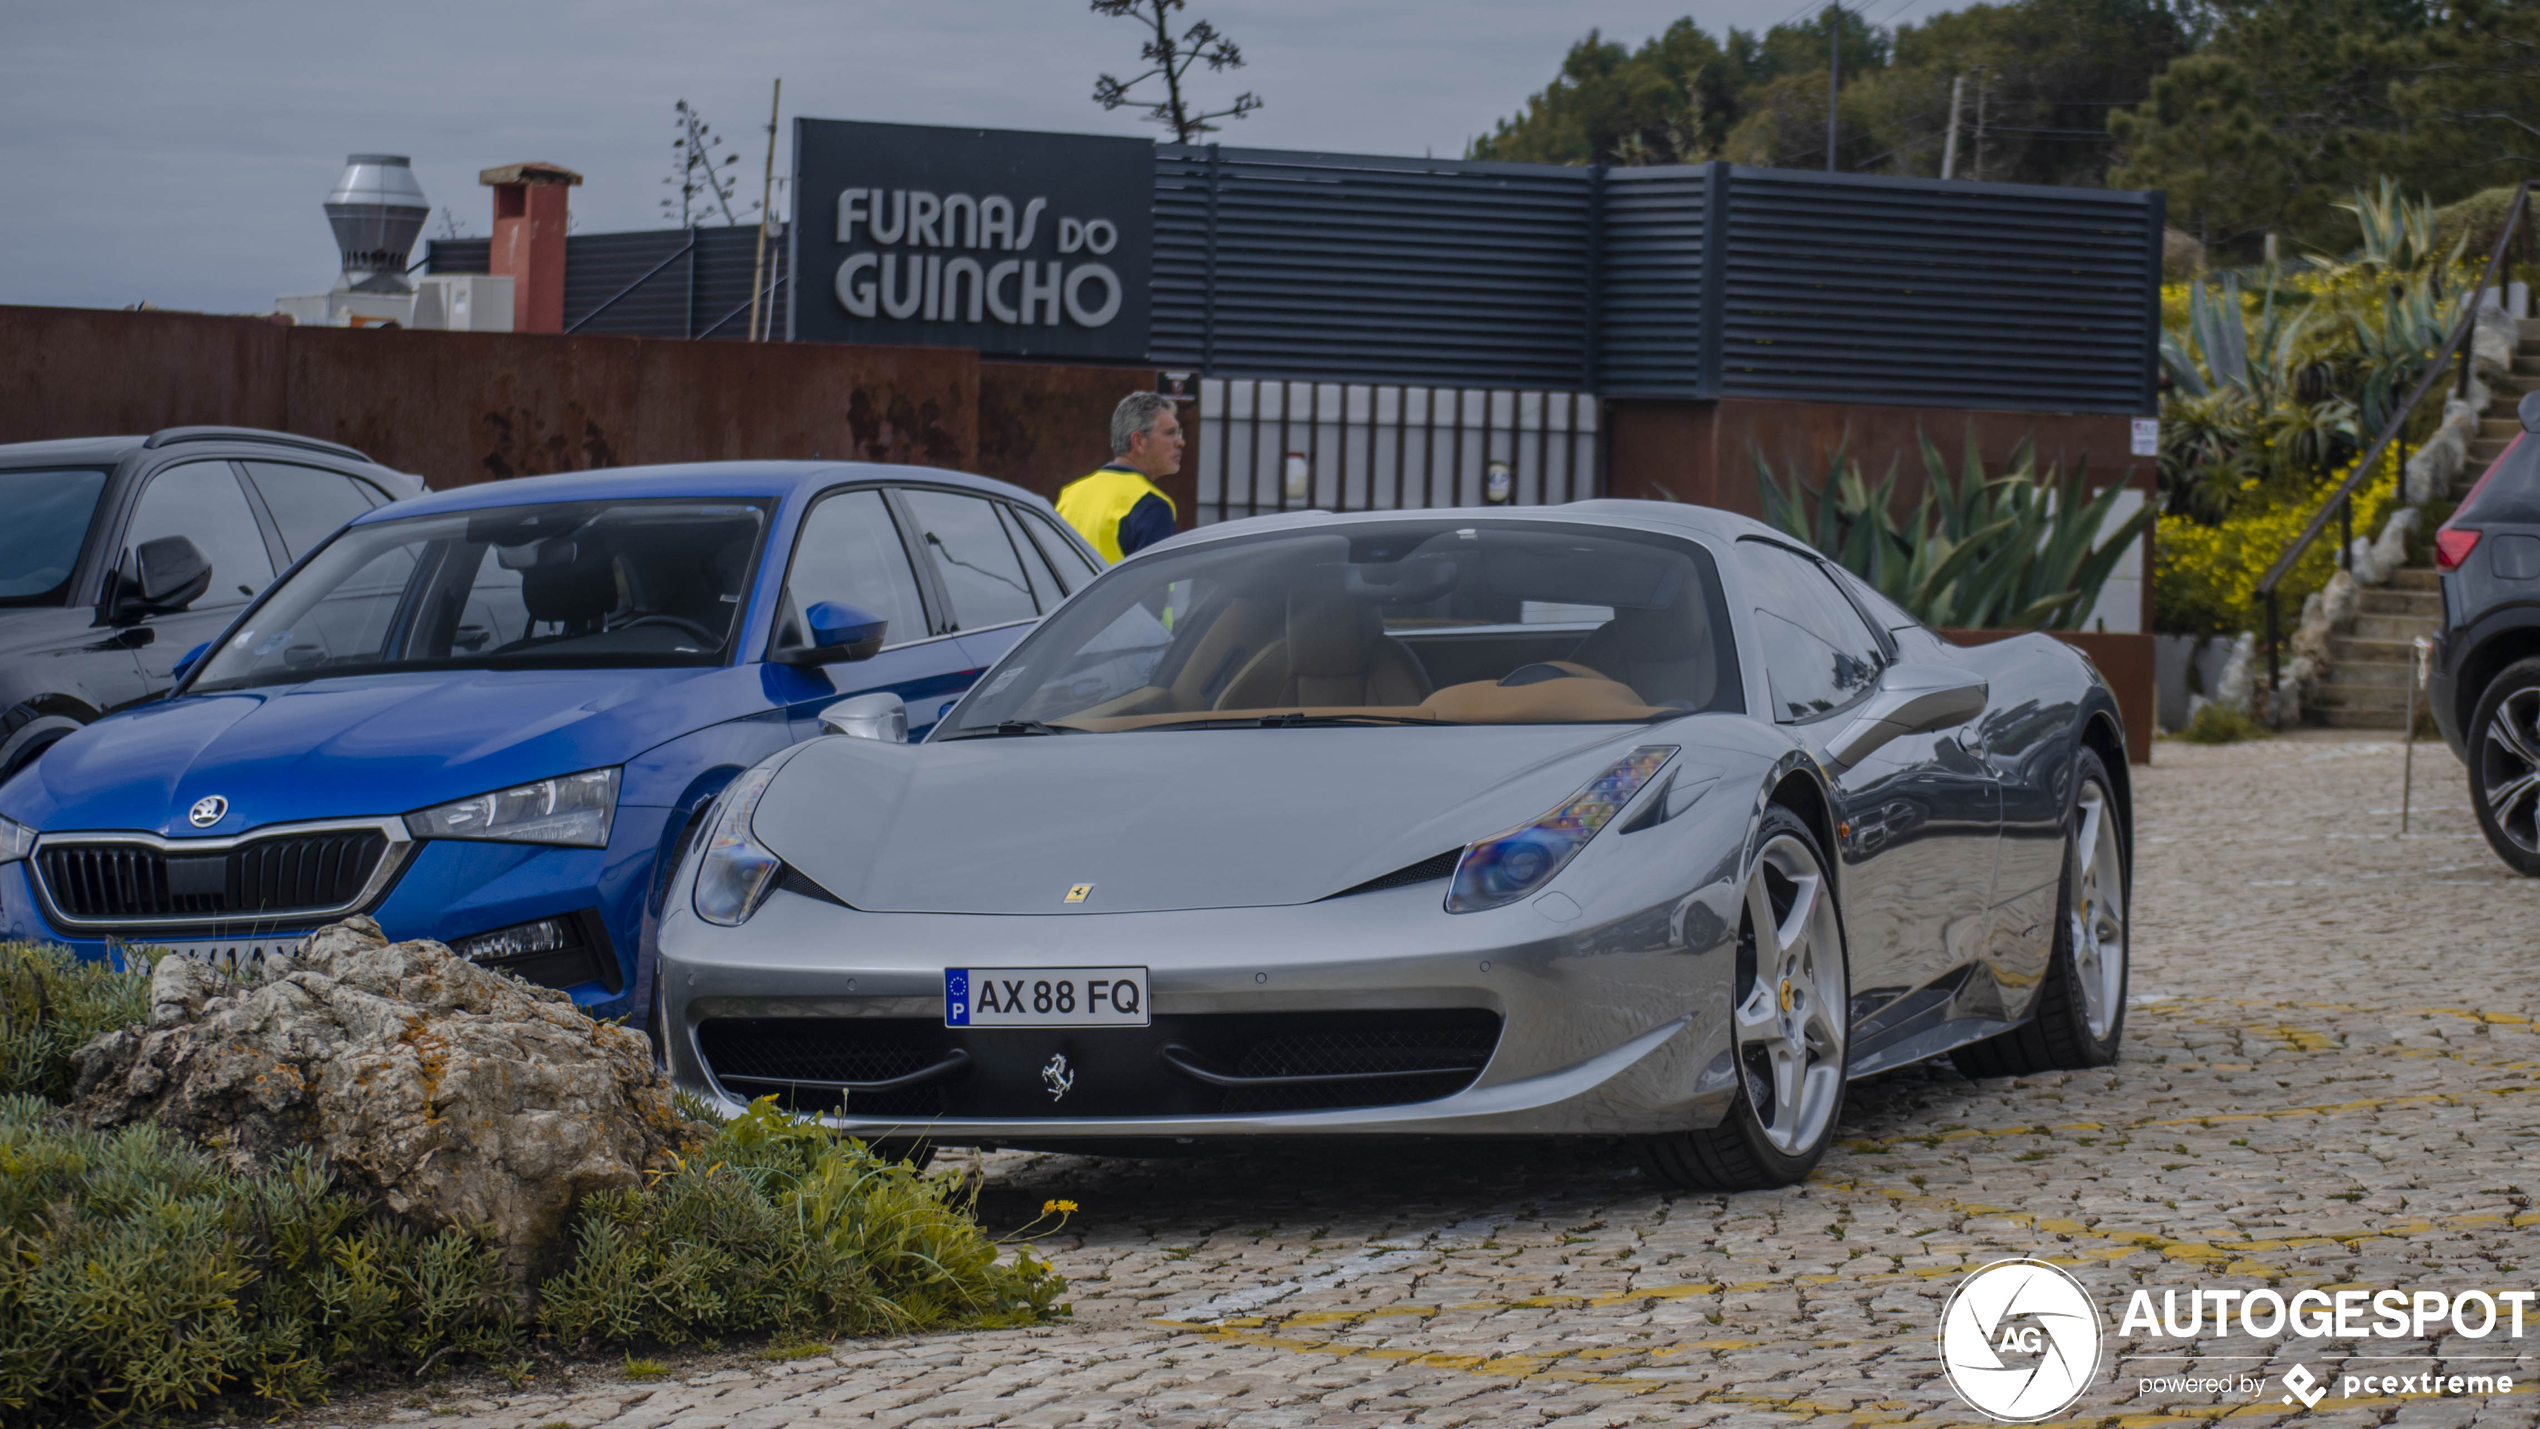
[767, 485, 978, 741]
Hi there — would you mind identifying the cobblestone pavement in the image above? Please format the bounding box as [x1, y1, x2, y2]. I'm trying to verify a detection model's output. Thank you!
[359, 736, 2540, 1428]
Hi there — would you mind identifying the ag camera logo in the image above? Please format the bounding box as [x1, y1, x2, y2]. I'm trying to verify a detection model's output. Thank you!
[1939, 1259, 2104, 1421]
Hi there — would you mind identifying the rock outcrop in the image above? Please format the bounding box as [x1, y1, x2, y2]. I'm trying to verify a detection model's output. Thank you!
[70, 918, 692, 1271]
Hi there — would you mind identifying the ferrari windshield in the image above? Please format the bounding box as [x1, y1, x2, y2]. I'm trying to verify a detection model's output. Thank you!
[944, 518, 1741, 733]
[190, 498, 770, 691]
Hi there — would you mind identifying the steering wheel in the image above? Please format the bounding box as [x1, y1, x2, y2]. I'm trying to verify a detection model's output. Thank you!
[613, 613, 721, 643]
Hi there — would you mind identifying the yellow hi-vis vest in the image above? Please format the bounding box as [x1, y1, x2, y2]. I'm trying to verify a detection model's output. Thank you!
[1056, 465, 1175, 564]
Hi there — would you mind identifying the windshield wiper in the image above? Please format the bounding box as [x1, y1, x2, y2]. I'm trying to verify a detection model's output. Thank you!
[1153, 712, 1458, 730]
[941, 719, 1084, 739]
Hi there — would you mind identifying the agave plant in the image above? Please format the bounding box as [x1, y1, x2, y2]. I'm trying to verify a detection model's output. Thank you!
[1753, 427, 2156, 632]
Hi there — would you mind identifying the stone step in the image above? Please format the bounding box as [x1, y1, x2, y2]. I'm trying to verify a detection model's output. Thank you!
[2357, 588, 2442, 617]
[2522, 318, 2540, 341]
[2481, 417, 2523, 439]
[2315, 706, 2411, 729]
[2385, 566, 2439, 590]
[2317, 657, 2416, 689]
[2309, 682, 2417, 713]
[2472, 439, 2514, 460]
[2329, 633, 2424, 663]
[2513, 357, 2540, 378]
[2351, 611, 2439, 641]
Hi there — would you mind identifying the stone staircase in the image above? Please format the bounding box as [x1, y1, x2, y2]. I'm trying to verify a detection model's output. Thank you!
[2309, 316, 2540, 728]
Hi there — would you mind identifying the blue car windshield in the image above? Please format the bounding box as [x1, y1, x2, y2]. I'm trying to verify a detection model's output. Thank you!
[189, 498, 772, 691]
[942, 518, 1742, 733]
[0, 468, 110, 606]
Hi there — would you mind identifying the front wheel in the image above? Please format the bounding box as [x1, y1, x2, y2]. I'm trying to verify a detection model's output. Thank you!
[2469, 658, 2540, 876]
[1953, 746, 2129, 1076]
[1641, 807, 1850, 1191]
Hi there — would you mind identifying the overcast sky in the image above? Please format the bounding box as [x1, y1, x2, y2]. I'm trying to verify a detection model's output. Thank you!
[0, 0, 1942, 315]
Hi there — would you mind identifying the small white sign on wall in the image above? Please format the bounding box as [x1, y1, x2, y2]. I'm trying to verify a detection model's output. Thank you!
[2130, 417, 2160, 456]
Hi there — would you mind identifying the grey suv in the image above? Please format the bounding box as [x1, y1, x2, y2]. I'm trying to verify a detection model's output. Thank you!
[2430, 390, 2540, 873]
[0, 427, 424, 781]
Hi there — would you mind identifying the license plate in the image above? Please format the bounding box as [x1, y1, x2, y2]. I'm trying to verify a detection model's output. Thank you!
[946, 966, 1149, 1027]
[124, 935, 303, 980]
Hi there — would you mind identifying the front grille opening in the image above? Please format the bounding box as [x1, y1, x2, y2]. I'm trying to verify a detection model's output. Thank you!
[38, 830, 391, 922]
[692, 1009, 1502, 1121]
[697, 1018, 950, 1118]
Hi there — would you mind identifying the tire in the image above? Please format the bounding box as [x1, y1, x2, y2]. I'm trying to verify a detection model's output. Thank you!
[1953, 747, 2129, 1077]
[2468, 658, 2540, 877]
[1641, 806, 1850, 1192]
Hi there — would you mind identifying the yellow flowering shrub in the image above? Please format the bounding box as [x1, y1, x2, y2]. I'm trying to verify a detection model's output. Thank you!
[2154, 448, 2402, 637]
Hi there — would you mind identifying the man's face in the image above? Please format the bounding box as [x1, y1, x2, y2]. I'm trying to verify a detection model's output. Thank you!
[1129, 410, 1184, 477]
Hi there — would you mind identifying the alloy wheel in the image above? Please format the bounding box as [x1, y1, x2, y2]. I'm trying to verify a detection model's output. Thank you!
[2069, 779, 2127, 1041]
[1732, 832, 1847, 1156]
[2480, 687, 2540, 858]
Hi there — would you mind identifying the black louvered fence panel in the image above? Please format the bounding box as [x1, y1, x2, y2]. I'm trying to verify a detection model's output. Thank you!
[426, 225, 790, 341]
[39, 831, 389, 921]
[1597, 166, 1711, 398]
[1154, 146, 1597, 389]
[1716, 169, 2161, 412]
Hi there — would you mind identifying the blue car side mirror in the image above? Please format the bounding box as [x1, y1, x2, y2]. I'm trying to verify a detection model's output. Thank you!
[173, 641, 211, 681]
[776, 601, 887, 665]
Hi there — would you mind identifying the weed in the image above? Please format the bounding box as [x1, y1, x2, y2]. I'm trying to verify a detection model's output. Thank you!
[621, 1358, 670, 1382]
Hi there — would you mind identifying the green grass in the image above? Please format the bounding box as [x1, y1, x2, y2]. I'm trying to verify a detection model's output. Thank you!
[0, 941, 154, 1102]
[2177, 702, 2269, 744]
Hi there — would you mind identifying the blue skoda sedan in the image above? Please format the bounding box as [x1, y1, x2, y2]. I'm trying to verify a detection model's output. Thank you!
[0, 462, 1102, 1024]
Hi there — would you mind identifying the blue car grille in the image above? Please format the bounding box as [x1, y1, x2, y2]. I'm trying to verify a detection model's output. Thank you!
[37, 831, 391, 922]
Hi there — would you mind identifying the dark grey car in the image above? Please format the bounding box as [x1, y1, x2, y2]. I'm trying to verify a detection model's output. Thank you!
[0, 427, 424, 781]
[2429, 391, 2540, 873]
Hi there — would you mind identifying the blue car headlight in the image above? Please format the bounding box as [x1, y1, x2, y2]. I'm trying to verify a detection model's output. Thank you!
[0, 812, 33, 866]
[405, 768, 619, 848]
[1446, 745, 1676, 913]
[691, 763, 785, 927]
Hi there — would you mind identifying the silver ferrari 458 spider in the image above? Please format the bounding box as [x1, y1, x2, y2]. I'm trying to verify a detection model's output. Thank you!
[656, 500, 2132, 1188]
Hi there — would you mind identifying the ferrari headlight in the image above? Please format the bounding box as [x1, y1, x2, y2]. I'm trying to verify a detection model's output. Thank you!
[406, 768, 619, 847]
[691, 763, 784, 927]
[0, 813, 34, 866]
[1447, 746, 1675, 913]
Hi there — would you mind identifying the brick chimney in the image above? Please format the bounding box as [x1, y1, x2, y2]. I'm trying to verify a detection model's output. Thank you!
[480, 162, 581, 334]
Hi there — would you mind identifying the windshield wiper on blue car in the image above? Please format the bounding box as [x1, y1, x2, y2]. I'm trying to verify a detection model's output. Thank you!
[942, 719, 1084, 739]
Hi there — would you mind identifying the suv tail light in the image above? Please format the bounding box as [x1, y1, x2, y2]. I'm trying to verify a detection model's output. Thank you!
[2434, 527, 2481, 571]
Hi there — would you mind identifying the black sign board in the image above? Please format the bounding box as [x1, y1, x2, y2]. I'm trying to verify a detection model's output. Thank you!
[788, 118, 1153, 361]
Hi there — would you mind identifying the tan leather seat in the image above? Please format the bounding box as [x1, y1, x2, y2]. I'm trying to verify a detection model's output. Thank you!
[1213, 585, 1433, 709]
[1572, 601, 1719, 708]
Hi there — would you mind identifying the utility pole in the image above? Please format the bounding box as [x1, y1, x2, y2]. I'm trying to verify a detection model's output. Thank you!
[1826, 3, 1842, 172]
[1971, 71, 1989, 183]
[1941, 74, 1965, 179]
[748, 77, 782, 344]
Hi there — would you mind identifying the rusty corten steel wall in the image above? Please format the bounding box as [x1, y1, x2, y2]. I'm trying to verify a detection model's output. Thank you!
[975, 359, 1174, 511]
[0, 306, 290, 438]
[0, 306, 1168, 507]
[285, 327, 979, 485]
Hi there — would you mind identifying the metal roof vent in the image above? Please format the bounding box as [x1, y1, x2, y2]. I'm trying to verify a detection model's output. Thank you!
[326, 154, 427, 294]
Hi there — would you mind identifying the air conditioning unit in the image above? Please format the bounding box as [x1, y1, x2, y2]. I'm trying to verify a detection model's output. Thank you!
[411, 273, 514, 332]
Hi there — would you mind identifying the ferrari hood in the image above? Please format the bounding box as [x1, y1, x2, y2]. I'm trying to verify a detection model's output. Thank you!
[752, 723, 1675, 915]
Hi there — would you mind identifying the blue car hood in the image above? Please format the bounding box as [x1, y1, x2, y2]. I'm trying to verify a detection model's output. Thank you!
[8, 668, 738, 837]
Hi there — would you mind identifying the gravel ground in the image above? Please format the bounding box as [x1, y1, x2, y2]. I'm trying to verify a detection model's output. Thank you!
[280, 734, 2540, 1428]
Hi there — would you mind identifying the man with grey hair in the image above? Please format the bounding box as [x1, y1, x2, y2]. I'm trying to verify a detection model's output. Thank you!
[1057, 391, 1182, 563]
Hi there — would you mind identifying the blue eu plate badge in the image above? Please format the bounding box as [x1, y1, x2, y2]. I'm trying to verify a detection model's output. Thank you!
[945, 969, 972, 1026]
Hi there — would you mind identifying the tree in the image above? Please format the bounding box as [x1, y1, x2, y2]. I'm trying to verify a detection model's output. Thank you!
[2108, 54, 2293, 248]
[662, 99, 751, 229]
[2386, 0, 2540, 190]
[1090, 0, 1262, 143]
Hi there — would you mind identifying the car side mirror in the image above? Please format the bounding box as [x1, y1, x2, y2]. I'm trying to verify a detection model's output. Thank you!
[2521, 388, 2540, 435]
[774, 601, 887, 665]
[126, 536, 213, 616]
[1822, 662, 1988, 771]
[819, 691, 907, 742]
